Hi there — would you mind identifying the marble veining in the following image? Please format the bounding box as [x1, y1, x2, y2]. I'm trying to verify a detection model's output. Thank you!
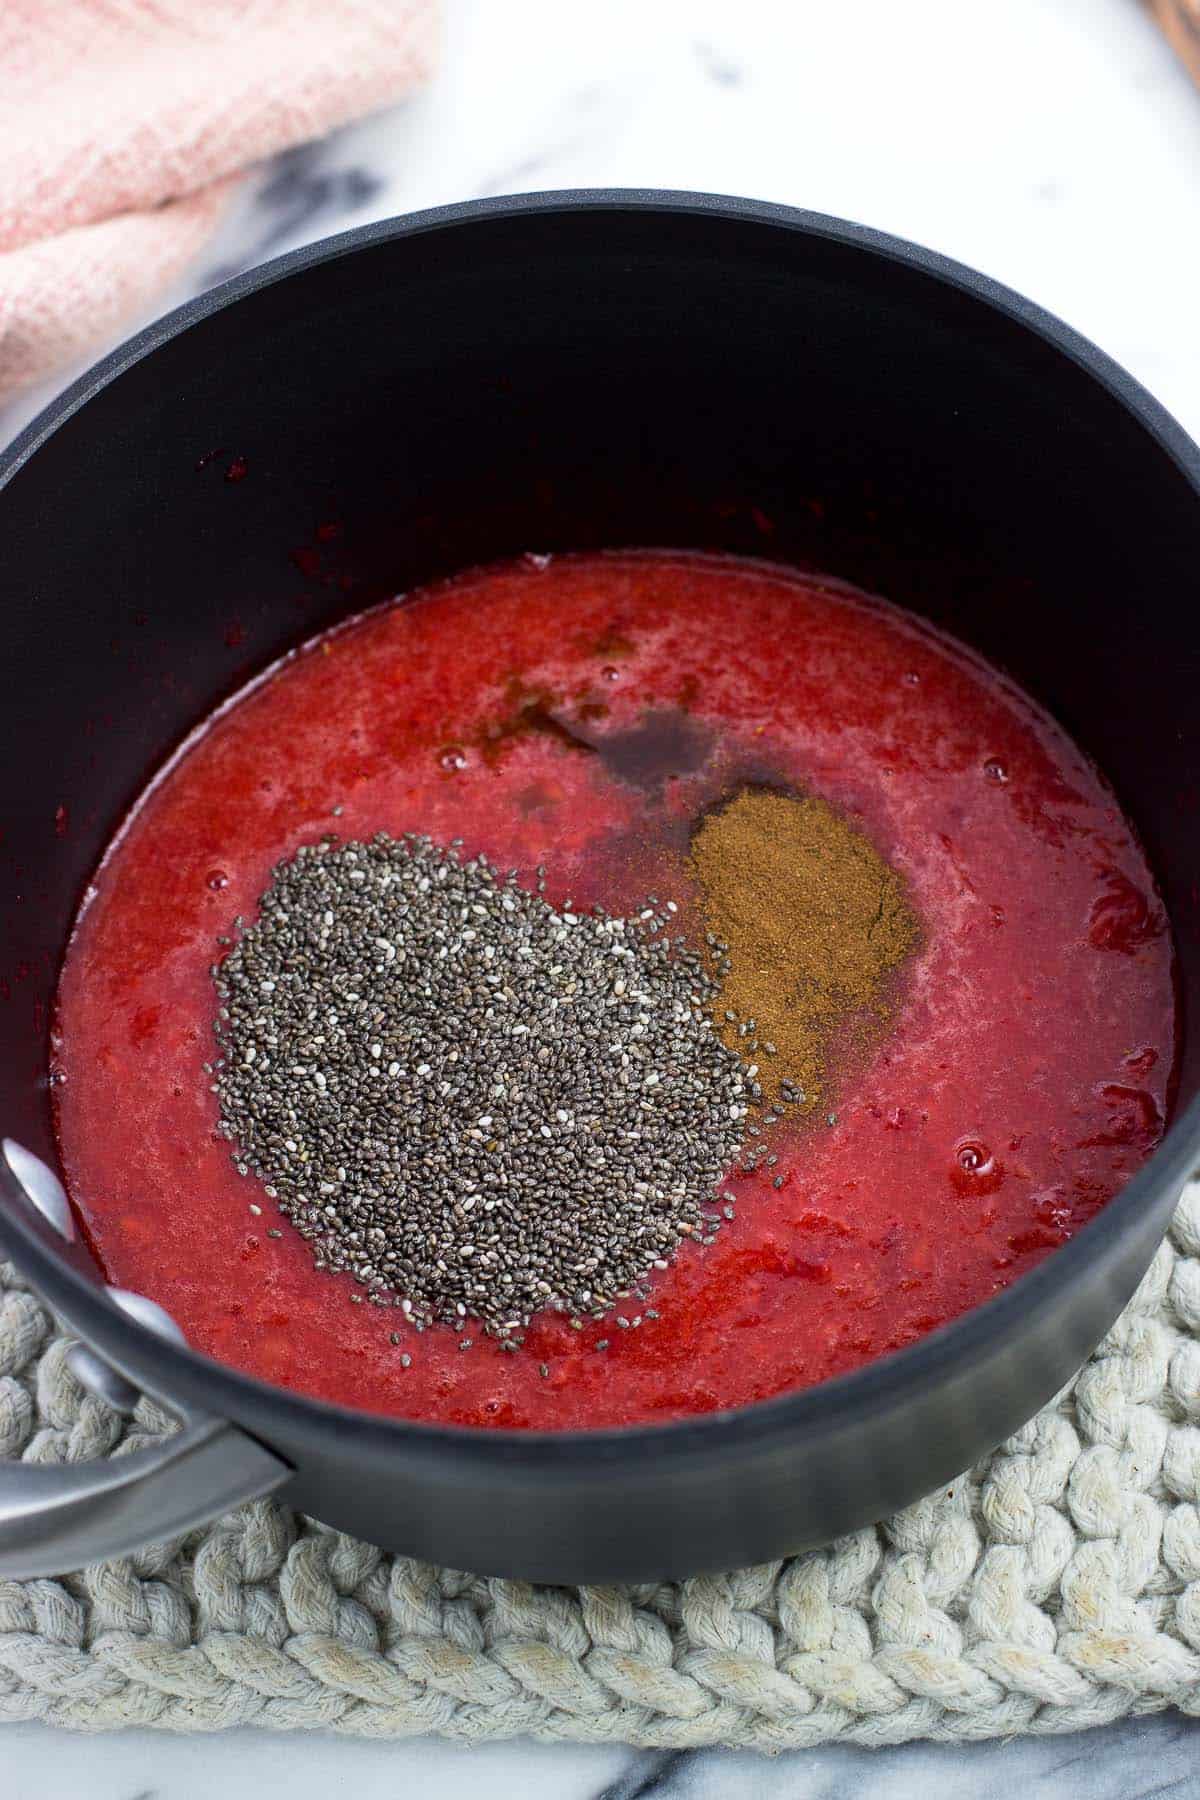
[6, 1711, 1200, 1798]
[200, 143, 385, 287]
[4, 0, 1200, 1792]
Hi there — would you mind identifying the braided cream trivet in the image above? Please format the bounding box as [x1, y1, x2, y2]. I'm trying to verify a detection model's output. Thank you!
[3, 1180, 1200, 1747]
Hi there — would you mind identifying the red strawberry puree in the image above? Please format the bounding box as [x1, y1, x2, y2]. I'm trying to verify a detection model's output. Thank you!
[53, 553, 1176, 1428]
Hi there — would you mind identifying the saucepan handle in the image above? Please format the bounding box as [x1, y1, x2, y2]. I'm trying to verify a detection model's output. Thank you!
[0, 1417, 290, 1578]
[0, 1140, 291, 1577]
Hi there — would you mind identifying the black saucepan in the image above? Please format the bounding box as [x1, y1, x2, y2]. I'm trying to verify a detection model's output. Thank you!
[2, 192, 1198, 1583]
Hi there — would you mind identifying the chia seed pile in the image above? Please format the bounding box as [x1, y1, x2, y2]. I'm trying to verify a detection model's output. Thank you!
[212, 834, 754, 1343]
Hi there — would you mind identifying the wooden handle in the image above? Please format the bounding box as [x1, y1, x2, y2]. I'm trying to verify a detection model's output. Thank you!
[1151, 0, 1200, 88]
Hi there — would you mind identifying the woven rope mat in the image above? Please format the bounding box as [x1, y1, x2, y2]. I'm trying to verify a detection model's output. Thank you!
[3, 1181, 1200, 1748]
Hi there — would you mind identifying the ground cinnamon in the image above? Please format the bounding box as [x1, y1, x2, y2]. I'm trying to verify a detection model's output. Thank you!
[689, 788, 916, 1109]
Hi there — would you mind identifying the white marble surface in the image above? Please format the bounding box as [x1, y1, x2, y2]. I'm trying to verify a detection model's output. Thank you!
[6, 1708, 1200, 1800]
[4, 0, 1200, 1792]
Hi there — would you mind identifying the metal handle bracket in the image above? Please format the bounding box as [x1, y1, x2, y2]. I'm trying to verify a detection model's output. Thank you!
[1, 1140, 292, 1576]
[0, 1415, 290, 1578]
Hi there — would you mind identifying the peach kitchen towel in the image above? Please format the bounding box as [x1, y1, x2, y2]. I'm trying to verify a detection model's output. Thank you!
[1151, 0, 1200, 90]
[0, 0, 439, 403]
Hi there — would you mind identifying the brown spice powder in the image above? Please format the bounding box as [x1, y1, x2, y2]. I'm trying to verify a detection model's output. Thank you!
[689, 788, 917, 1108]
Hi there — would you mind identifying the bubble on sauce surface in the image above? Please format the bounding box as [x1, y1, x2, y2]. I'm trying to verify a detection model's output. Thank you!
[1034, 1189, 1073, 1232]
[983, 759, 1009, 784]
[951, 1137, 1005, 1196]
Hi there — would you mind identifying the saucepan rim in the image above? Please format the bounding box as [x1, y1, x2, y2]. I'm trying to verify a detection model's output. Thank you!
[3, 187, 1199, 1464]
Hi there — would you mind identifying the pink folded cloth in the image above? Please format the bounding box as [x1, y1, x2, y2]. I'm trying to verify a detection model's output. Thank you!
[0, 0, 438, 403]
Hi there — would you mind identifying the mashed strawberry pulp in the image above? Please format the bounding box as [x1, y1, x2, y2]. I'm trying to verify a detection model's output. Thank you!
[53, 553, 1176, 1428]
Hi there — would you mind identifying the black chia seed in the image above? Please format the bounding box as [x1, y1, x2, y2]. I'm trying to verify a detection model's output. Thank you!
[212, 832, 749, 1339]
